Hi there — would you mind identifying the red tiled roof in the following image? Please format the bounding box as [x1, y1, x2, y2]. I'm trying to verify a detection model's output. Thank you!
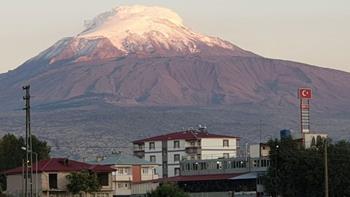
[161, 173, 242, 182]
[5, 158, 114, 175]
[133, 130, 239, 144]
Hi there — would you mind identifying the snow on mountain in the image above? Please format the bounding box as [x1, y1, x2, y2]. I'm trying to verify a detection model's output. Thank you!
[34, 5, 255, 64]
[79, 5, 235, 52]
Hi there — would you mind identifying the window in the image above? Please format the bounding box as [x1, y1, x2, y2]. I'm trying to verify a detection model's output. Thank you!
[150, 155, 156, 162]
[142, 168, 149, 174]
[223, 139, 229, 147]
[174, 168, 180, 176]
[200, 162, 207, 170]
[197, 154, 201, 160]
[174, 140, 180, 148]
[149, 142, 155, 150]
[223, 153, 229, 158]
[174, 154, 180, 162]
[118, 183, 130, 189]
[97, 173, 109, 186]
[193, 163, 199, 170]
[216, 161, 222, 169]
[49, 174, 58, 189]
[190, 141, 195, 146]
[117, 167, 130, 175]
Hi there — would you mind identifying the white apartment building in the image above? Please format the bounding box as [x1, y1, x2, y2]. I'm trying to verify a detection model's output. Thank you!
[133, 129, 239, 178]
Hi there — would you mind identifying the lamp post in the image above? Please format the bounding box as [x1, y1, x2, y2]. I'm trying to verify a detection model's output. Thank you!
[22, 147, 38, 197]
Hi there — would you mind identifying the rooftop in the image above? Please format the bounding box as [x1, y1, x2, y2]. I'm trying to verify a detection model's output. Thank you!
[5, 158, 114, 175]
[133, 130, 239, 144]
[162, 173, 242, 182]
[88, 153, 157, 165]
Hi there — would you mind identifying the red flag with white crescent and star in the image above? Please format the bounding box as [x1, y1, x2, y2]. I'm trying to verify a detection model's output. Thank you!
[299, 88, 312, 99]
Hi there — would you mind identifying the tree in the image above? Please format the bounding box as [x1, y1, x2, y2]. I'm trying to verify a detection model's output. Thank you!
[147, 182, 189, 197]
[264, 138, 350, 197]
[66, 170, 101, 196]
[0, 133, 50, 192]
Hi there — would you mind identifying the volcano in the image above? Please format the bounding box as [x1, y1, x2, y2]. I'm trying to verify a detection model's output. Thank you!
[1, 5, 350, 157]
[1, 5, 350, 111]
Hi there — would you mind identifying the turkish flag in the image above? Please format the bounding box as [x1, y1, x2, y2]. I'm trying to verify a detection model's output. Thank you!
[299, 88, 312, 99]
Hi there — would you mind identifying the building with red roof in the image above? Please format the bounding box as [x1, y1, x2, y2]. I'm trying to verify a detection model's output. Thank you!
[133, 128, 240, 178]
[4, 158, 114, 197]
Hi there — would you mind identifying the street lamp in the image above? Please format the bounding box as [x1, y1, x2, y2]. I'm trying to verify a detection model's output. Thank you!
[21, 147, 38, 197]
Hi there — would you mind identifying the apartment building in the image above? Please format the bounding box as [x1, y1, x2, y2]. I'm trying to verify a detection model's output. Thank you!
[133, 129, 239, 178]
[88, 153, 159, 196]
[5, 158, 114, 197]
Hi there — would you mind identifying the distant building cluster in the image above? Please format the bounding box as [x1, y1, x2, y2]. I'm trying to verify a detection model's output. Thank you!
[4, 126, 327, 197]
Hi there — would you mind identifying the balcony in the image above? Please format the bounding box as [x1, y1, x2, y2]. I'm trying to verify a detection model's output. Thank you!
[113, 174, 132, 181]
[133, 145, 145, 152]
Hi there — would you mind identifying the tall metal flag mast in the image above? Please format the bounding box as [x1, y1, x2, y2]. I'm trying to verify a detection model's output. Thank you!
[298, 88, 312, 144]
[23, 85, 33, 197]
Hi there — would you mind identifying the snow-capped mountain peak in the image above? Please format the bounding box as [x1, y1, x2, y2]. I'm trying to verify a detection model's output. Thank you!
[36, 5, 255, 64]
[77, 5, 237, 53]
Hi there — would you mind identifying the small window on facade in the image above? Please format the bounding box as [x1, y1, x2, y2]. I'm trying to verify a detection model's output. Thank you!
[216, 161, 222, 169]
[223, 153, 229, 158]
[49, 174, 58, 189]
[174, 141, 180, 148]
[193, 163, 199, 170]
[174, 154, 180, 162]
[149, 142, 155, 150]
[174, 168, 180, 176]
[142, 168, 149, 174]
[223, 139, 229, 147]
[97, 173, 109, 186]
[197, 154, 201, 160]
[150, 155, 156, 163]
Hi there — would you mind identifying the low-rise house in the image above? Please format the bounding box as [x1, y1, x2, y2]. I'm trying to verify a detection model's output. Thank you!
[165, 157, 271, 197]
[88, 153, 159, 197]
[5, 158, 114, 197]
[249, 143, 271, 158]
[133, 128, 239, 178]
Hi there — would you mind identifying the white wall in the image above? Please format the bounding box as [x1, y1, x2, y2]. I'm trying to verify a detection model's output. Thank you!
[167, 139, 186, 151]
[201, 138, 237, 159]
[304, 133, 328, 148]
[144, 141, 162, 152]
[249, 144, 260, 158]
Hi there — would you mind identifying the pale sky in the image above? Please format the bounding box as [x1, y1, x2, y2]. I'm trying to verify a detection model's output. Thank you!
[0, 0, 349, 74]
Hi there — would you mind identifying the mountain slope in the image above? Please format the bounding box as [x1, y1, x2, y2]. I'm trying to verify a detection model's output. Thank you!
[0, 5, 350, 112]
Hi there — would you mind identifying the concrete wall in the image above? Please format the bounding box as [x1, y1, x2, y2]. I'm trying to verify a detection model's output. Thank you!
[6, 174, 43, 196]
[201, 138, 237, 159]
[7, 172, 113, 197]
[167, 139, 186, 151]
[132, 182, 159, 195]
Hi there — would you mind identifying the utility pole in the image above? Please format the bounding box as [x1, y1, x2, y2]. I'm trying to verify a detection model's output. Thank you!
[23, 85, 33, 197]
[324, 138, 329, 197]
[259, 120, 262, 144]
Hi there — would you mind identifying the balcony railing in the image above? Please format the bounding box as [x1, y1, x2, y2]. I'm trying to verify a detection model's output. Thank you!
[133, 146, 145, 152]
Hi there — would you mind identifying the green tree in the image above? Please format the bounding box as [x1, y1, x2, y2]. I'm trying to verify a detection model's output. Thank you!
[0, 133, 50, 192]
[264, 138, 350, 197]
[66, 170, 101, 196]
[147, 182, 189, 197]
